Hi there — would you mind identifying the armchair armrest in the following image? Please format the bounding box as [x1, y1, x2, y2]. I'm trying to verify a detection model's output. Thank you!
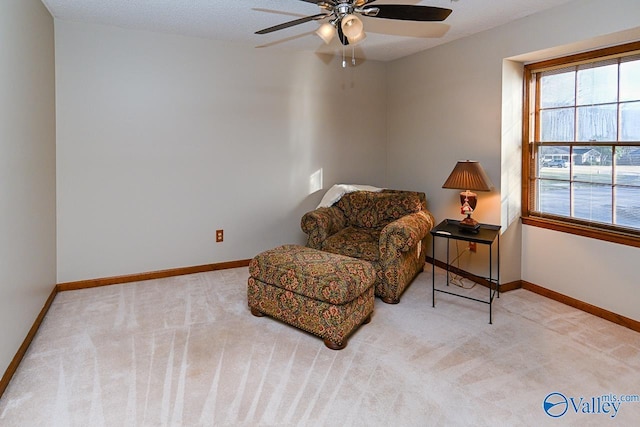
[379, 210, 435, 253]
[301, 206, 347, 249]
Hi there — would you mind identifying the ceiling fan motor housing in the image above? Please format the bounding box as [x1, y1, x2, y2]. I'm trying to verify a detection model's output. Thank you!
[337, 2, 353, 14]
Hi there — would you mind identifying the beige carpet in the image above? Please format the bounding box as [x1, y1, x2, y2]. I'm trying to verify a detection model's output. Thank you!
[0, 266, 639, 426]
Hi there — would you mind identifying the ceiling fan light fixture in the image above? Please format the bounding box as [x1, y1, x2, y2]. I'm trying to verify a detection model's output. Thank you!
[341, 14, 364, 39]
[348, 30, 366, 45]
[255, 2, 454, 54]
[316, 22, 335, 44]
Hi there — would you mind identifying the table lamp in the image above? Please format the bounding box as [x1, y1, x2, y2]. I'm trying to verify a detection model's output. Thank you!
[442, 160, 493, 233]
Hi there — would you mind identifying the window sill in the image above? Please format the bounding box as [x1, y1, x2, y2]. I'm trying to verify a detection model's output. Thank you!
[521, 216, 640, 249]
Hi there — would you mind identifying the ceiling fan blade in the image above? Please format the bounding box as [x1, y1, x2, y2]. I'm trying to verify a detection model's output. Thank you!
[370, 5, 452, 22]
[255, 13, 329, 35]
[361, 16, 450, 38]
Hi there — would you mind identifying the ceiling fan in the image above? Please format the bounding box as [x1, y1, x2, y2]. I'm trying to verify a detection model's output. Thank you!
[255, 0, 453, 46]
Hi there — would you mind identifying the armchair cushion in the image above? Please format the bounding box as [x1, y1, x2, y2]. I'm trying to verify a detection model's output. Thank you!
[322, 227, 380, 262]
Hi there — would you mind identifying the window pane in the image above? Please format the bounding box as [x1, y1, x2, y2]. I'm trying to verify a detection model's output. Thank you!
[620, 58, 640, 102]
[577, 63, 618, 105]
[573, 146, 612, 183]
[574, 145, 608, 166]
[538, 179, 570, 216]
[540, 108, 574, 141]
[621, 101, 640, 141]
[574, 183, 612, 223]
[538, 146, 570, 175]
[615, 146, 640, 183]
[539, 162, 570, 179]
[615, 186, 640, 229]
[615, 147, 640, 229]
[540, 71, 575, 108]
[577, 104, 617, 141]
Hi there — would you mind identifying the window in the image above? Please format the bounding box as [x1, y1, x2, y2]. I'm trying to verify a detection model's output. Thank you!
[522, 42, 640, 247]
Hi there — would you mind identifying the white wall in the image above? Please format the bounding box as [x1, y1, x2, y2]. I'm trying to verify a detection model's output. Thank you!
[0, 0, 56, 376]
[522, 227, 640, 321]
[55, 21, 388, 283]
[387, 0, 640, 321]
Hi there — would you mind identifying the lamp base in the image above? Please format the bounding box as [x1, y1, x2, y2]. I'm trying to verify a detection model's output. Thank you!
[458, 215, 480, 233]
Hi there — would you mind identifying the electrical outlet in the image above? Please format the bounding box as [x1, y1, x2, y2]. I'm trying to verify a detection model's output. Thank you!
[468, 242, 477, 252]
[216, 229, 224, 242]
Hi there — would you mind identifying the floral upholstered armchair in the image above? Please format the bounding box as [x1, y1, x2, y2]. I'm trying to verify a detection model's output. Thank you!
[301, 189, 435, 304]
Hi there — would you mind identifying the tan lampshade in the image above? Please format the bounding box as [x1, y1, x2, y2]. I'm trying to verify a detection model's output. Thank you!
[442, 161, 493, 191]
[347, 29, 366, 45]
[341, 14, 364, 39]
[316, 22, 335, 44]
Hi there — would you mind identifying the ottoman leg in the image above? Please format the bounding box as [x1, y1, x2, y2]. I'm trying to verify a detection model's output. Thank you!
[250, 307, 264, 317]
[324, 338, 347, 351]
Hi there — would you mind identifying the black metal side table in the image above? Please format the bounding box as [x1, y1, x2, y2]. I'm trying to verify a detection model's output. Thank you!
[430, 219, 500, 324]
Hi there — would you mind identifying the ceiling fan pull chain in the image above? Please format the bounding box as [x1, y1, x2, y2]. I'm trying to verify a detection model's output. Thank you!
[352, 46, 356, 66]
[342, 45, 346, 68]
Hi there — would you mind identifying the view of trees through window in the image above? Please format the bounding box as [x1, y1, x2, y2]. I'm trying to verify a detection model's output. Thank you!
[526, 46, 640, 235]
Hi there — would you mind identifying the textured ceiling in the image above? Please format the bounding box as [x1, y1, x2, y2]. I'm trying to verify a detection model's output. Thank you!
[41, 0, 576, 62]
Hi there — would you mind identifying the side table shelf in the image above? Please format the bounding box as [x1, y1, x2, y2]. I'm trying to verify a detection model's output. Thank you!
[430, 219, 500, 324]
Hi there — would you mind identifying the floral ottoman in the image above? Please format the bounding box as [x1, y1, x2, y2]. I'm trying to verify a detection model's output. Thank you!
[248, 244, 375, 350]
